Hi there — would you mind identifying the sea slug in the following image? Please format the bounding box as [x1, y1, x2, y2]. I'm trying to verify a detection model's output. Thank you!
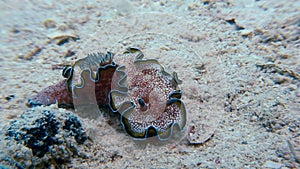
[27, 47, 187, 140]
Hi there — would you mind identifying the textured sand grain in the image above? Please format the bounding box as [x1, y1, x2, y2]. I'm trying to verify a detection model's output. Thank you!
[0, 0, 299, 168]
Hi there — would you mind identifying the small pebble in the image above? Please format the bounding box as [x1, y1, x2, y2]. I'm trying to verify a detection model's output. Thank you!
[64, 50, 76, 58]
[241, 140, 248, 144]
[271, 75, 291, 84]
[22, 46, 42, 60]
[295, 88, 300, 97]
[203, 0, 210, 5]
[278, 53, 291, 59]
[263, 160, 282, 169]
[43, 19, 57, 29]
[5, 94, 15, 101]
[240, 29, 254, 38]
[188, 3, 200, 11]
[287, 84, 297, 91]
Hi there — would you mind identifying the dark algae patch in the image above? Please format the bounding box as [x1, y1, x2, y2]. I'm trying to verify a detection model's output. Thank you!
[4, 108, 89, 168]
[7, 111, 61, 158]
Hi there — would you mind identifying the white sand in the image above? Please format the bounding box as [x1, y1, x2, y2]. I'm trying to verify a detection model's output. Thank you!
[0, 0, 299, 168]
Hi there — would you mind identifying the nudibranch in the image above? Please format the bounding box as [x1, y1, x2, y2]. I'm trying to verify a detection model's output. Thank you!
[109, 48, 186, 140]
[27, 52, 116, 108]
[27, 47, 187, 140]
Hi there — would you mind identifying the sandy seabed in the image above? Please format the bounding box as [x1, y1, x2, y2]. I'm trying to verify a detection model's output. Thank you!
[0, 0, 299, 168]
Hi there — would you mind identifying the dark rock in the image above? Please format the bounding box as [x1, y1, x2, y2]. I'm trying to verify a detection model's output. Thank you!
[63, 115, 88, 144]
[2, 107, 90, 168]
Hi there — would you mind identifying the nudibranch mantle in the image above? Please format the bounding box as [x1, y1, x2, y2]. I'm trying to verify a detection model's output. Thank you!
[109, 48, 187, 140]
[27, 47, 187, 141]
[66, 52, 117, 108]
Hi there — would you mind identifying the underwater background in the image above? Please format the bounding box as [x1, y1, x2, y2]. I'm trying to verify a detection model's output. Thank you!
[0, 0, 299, 168]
